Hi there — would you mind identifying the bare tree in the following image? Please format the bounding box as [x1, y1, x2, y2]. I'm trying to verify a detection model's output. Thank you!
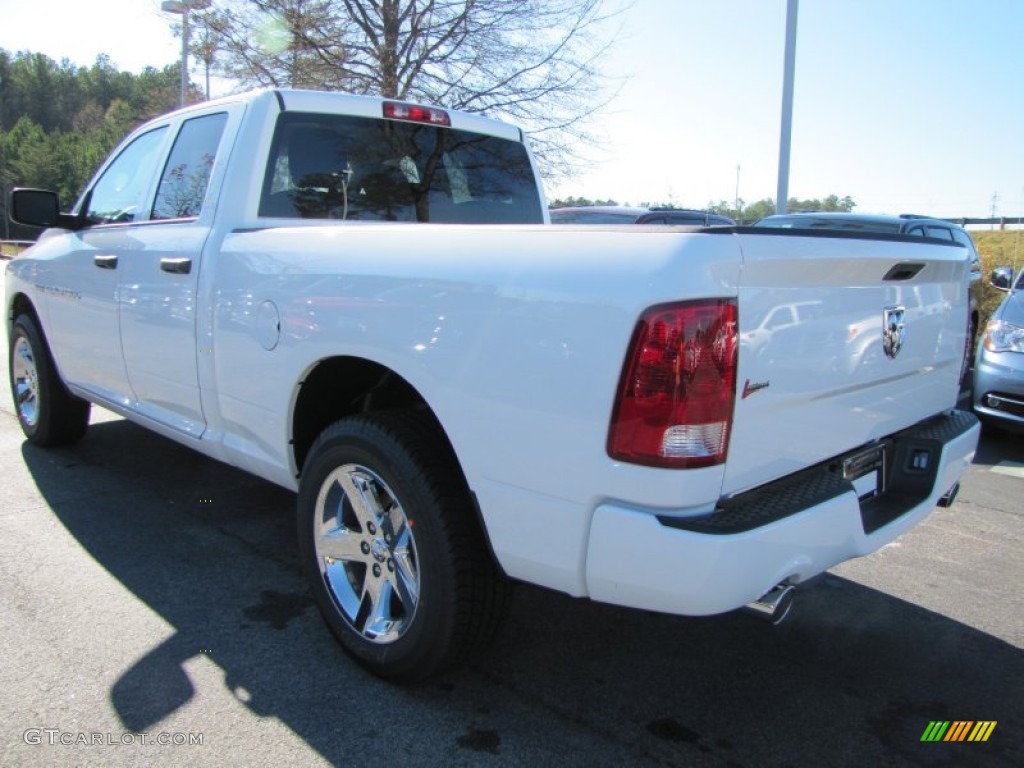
[196, 1, 350, 90]
[191, 0, 624, 177]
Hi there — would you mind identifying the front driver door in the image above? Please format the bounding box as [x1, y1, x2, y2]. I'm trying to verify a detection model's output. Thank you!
[41, 125, 170, 408]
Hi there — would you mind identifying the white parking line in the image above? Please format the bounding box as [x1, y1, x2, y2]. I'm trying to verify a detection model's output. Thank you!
[991, 461, 1024, 479]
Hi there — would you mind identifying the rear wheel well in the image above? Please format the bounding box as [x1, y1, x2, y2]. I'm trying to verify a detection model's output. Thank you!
[292, 357, 445, 476]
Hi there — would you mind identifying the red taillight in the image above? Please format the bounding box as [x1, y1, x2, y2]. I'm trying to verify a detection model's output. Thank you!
[609, 299, 738, 468]
[383, 100, 451, 127]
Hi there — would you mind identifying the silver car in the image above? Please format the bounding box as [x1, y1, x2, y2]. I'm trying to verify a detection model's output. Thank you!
[973, 266, 1024, 431]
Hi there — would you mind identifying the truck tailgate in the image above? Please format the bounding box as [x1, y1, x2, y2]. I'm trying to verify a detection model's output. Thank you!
[723, 230, 970, 497]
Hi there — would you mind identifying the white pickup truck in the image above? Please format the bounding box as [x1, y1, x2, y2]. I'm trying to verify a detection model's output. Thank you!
[6, 89, 979, 681]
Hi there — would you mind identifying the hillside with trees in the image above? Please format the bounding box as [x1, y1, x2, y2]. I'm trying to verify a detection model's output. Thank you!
[2, 0, 858, 238]
[706, 194, 856, 223]
[0, 50, 194, 238]
[547, 194, 856, 222]
[3, 0, 623, 236]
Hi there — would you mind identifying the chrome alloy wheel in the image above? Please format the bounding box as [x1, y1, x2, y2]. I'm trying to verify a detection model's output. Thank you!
[11, 335, 40, 428]
[314, 464, 420, 644]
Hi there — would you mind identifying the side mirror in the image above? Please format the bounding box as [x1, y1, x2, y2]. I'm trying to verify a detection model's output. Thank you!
[9, 188, 81, 230]
[990, 266, 1014, 292]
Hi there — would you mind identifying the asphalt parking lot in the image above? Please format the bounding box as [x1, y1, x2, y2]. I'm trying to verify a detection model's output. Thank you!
[0, 302, 1021, 766]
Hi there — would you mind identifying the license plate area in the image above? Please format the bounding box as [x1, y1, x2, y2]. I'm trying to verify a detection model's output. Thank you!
[841, 442, 887, 501]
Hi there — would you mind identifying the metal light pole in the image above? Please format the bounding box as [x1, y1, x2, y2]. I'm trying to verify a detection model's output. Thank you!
[734, 163, 741, 215]
[776, 0, 799, 214]
[162, 0, 211, 107]
[1, 171, 9, 241]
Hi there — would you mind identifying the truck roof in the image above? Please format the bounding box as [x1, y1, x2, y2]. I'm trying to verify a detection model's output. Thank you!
[151, 88, 525, 143]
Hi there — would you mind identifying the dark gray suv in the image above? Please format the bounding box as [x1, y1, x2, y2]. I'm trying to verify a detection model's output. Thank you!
[550, 206, 735, 226]
[753, 212, 983, 356]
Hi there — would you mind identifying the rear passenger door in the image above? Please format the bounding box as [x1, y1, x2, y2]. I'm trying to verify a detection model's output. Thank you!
[117, 110, 232, 438]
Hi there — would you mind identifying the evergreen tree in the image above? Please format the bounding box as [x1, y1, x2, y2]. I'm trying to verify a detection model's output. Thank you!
[0, 49, 184, 218]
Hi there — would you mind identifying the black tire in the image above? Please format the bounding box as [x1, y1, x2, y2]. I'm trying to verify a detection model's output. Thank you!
[8, 314, 90, 446]
[297, 410, 511, 682]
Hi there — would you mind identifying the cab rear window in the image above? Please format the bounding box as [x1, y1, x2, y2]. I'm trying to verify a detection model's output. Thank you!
[259, 112, 542, 223]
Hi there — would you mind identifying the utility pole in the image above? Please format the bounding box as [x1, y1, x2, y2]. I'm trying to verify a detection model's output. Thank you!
[990, 191, 999, 230]
[734, 163, 741, 215]
[776, 0, 799, 215]
[0, 170, 9, 240]
[1015, 186, 1022, 270]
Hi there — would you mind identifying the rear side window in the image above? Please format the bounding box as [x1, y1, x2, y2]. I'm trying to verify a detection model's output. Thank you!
[664, 214, 707, 226]
[925, 226, 954, 240]
[949, 227, 981, 273]
[949, 228, 973, 249]
[152, 113, 228, 220]
[259, 112, 542, 223]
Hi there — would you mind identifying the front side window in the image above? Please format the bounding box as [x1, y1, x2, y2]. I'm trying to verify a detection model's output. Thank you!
[85, 127, 168, 224]
[152, 113, 228, 220]
[259, 112, 542, 223]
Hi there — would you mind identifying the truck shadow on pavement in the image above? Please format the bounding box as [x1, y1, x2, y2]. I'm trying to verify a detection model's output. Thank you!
[21, 417, 1023, 767]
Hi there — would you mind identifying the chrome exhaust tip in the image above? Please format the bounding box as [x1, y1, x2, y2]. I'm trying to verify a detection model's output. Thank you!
[742, 584, 794, 625]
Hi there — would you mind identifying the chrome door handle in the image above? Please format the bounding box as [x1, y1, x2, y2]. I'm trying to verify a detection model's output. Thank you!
[160, 258, 192, 274]
[94, 254, 118, 269]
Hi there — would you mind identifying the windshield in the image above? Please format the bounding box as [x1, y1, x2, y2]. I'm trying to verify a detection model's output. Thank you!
[259, 112, 542, 223]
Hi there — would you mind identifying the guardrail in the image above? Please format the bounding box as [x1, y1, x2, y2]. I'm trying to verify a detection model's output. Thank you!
[0, 240, 34, 258]
[948, 217, 1024, 229]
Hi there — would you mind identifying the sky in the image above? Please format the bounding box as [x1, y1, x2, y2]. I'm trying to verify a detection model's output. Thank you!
[0, 0, 1022, 218]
